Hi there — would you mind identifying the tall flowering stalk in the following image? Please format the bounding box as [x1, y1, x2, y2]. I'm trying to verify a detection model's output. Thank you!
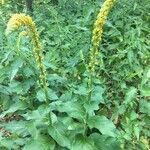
[88, 0, 116, 99]
[6, 13, 49, 103]
[84, 0, 116, 135]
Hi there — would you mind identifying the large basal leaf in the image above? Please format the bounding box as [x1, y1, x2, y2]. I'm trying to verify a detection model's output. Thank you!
[23, 134, 55, 150]
[51, 100, 85, 120]
[87, 115, 116, 137]
[71, 134, 94, 150]
[36, 88, 58, 102]
[1, 120, 28, 137]
[61, 117, 85, 134]
[0, 137, 19, 150]
[0, 100, 28, 118]
[89, 133, 120, 150]
[22, 104, 51, 124]
[22, 105, 52, 136]
[48, 121, 70, 148]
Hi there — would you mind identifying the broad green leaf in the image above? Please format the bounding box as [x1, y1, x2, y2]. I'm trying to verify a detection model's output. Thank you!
[87, 115, 116, 137]
[52, 100, 85, 120]
[0, 100, 28, 118]
[22, 79, 35, 93]
[74, 85, 88, 95]
[0, 137, 19, 150]
[130, 111, 138, 120]
[0, 93, 10, 110]
[23, 134, 55, 150]
[0, 85, 11, 95]
[124, 87, 137, 104]
[71, 134, 94, 150]
[10, 58, 24, 81]
[23, 109, 43, 121]
[9, 81, 23, 94]
[84, 101, 99, 116]
[36, 88, 58, 102]
[140, 85, 150, 97]
[48, 121, 70, 148]
[47, 74, 67, 84]
[23, 66, 34, 77]
[59, 91, 72, 102]
[91, 86, 104, 104]
[1, 120, 28, 137]
[48, 88, 58, 100]
[90, 133, 120, 150]
[22, 105, 51, 135]
[62, 117, 84, 133]
[23, 104, 51, 122]
[36, 89, 46, 102]
[139, 100, 150, 115]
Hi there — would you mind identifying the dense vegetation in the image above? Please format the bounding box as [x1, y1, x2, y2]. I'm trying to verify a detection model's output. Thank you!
[0, 0, 149, 149]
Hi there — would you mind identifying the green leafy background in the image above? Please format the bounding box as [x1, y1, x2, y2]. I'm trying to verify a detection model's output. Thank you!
[0, 0, 149, 149]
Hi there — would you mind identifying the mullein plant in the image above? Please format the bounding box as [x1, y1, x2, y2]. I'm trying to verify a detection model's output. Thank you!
[6, 14, 49, 103]
[88, 0, 116, 99]
[83, 0, 116, 136]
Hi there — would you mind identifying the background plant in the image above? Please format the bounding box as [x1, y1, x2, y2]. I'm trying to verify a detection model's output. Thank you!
[0, 0, 149, 150]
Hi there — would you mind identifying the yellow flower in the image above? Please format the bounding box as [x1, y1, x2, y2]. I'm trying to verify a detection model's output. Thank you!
[89, 0, 116, 73]
[6, 14, 34, 35]
[6, 13, 49, 102]
[92, 0, 116, 46]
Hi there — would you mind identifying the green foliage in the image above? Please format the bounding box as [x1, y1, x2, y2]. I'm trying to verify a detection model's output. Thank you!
[0, 0, 149, 150]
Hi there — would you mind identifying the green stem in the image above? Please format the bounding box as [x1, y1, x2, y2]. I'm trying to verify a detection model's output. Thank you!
[31, 30, 52, 123]
[84, 72, 94, 136]
[88, 72, 93, 102]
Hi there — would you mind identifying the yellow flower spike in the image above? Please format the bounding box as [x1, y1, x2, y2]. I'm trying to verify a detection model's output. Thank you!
[6, 13, 49, 103]
[87, 0, 116, 103]
[89, 0, 116, 73]
[6, 14, 32, 35]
